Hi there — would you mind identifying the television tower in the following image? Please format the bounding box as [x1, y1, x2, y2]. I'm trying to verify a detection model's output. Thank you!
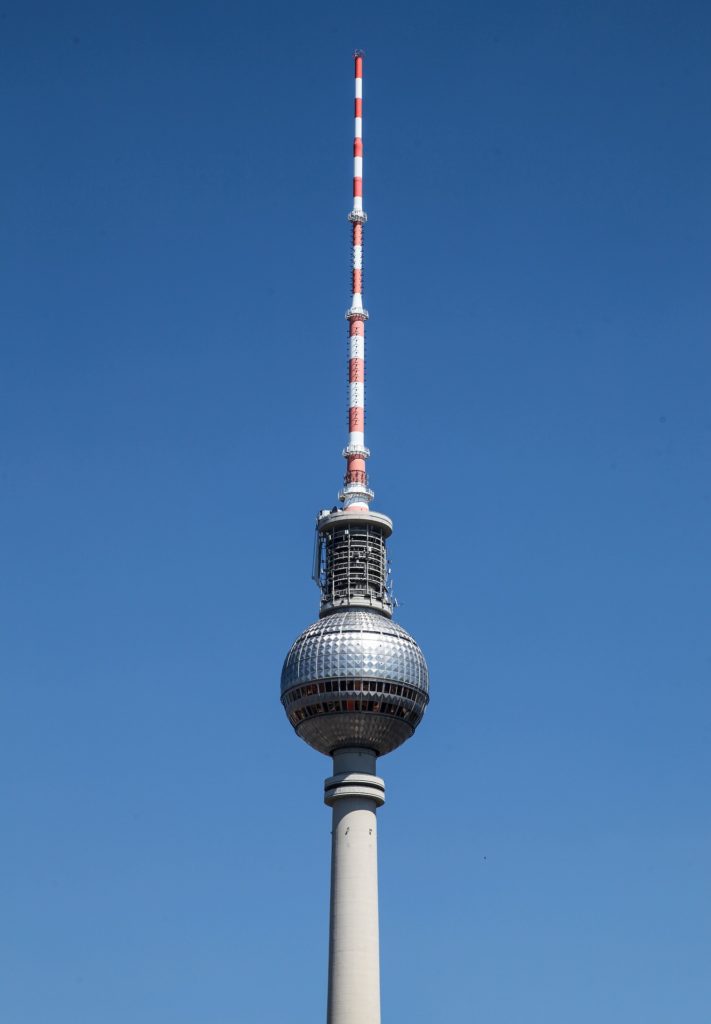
[281, 52, 429, 1024]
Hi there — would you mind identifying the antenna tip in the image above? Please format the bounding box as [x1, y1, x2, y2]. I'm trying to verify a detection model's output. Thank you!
[353, 48, 365, 59]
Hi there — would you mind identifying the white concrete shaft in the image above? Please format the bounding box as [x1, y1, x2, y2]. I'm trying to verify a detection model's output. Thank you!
[325, 749, 384, 1024]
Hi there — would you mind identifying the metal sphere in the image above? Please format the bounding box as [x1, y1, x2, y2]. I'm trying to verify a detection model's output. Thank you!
[281, 609, 429, 756]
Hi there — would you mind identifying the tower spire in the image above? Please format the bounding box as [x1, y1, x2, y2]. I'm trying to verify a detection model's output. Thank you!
[340, 50, 373, 511]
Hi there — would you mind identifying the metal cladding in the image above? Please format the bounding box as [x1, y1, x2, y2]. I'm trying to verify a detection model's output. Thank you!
[281, 610, 429, 756]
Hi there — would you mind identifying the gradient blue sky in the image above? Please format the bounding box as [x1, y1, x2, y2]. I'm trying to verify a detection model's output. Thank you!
[2, 2, 710, 1022]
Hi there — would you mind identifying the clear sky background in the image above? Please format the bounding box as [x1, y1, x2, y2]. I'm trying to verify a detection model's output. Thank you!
[2, 2, 710, 1022]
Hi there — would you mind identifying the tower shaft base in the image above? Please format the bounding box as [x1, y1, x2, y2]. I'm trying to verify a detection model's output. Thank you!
[325, 749, 384, 1024]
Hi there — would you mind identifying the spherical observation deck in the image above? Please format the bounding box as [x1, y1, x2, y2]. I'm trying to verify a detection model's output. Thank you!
[281, 608, 429, 756]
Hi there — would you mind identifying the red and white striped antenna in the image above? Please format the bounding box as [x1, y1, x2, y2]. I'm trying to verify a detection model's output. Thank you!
[339, 50, 374, 511]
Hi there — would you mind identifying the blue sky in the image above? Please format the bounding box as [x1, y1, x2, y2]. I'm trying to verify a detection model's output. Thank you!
[2, 2, 710, 1021]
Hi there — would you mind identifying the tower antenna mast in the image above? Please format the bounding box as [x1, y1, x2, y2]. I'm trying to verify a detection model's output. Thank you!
[341, 49, 373, 511]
